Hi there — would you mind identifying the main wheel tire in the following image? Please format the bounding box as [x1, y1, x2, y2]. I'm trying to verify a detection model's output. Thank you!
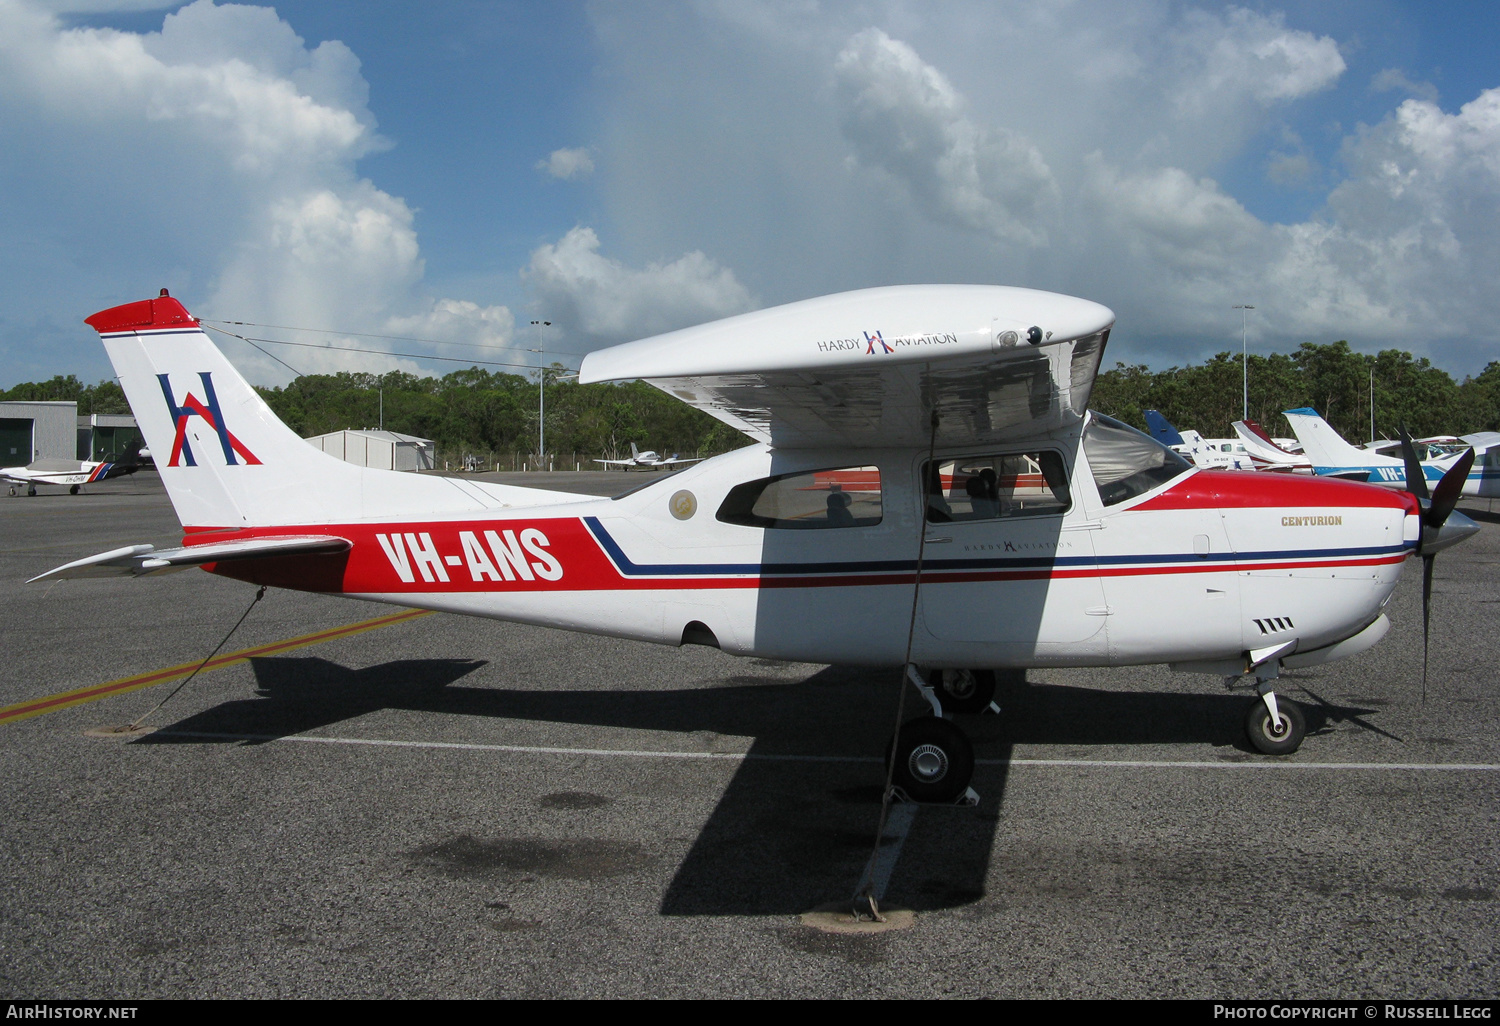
[887, 716, 975, 803]
[69, 485, 80, 495]
[26, 485, 35, 497]
[1245, 697, 1306, 755]
[928, 668, 997, 715]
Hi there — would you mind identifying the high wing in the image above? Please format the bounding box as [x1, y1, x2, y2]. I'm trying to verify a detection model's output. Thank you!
[578, 285, 1113, 449]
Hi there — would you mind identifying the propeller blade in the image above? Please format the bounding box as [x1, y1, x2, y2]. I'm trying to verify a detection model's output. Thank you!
[1398, 425, 1429, 501]
[1426, 447, 1475, 530]
[1421, 554, 1434, 703]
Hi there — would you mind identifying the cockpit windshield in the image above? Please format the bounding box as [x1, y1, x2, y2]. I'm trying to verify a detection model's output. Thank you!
[1083, 413, 1192, 506]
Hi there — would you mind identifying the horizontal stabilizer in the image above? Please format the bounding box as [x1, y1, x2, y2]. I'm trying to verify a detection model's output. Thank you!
[29, 535, 350, 582]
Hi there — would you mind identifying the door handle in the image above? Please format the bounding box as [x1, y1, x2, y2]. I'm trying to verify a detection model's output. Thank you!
[924, 536, 953, 544]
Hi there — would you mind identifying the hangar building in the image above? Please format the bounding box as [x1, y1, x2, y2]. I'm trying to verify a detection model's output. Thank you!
[77, 413, 146, 461]
[305, 429, 435, 472]
[0, 401, 78, 464]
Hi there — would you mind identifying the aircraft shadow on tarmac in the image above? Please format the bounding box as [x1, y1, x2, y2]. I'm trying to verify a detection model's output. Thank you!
[138, 658, 1384, 916]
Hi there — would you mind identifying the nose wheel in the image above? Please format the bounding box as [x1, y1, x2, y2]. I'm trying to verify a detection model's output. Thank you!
[1245, 694, 1305, 755]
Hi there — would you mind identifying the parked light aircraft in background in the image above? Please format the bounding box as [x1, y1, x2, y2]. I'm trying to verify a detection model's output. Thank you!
[1142, 410, 1254, 470]
[1281, 408, 1488, 491]
[2, 444, 143, 496]
[33, 288, 1479, 803]
[593, 443, 703, 470]
[1233, 420, 1312, 474]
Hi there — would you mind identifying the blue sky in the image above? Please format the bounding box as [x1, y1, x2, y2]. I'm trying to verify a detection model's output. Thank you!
[3, 0, 1498, 388]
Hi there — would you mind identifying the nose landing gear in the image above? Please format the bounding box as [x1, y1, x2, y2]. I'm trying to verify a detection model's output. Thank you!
[1235, 653, 1307, 755]
[1246, 694, 1306, 755]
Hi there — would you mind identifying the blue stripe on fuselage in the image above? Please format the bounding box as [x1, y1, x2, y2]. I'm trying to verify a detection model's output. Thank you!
[581, 517, 1411, 579]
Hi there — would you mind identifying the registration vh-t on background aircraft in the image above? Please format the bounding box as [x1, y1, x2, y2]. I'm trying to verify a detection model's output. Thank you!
[34, 286, 1480, 803]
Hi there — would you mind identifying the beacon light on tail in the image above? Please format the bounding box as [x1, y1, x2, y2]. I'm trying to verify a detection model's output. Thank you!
[33, 285, 1478, 801]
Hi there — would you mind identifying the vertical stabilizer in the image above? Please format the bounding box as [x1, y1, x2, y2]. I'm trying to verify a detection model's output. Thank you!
[1281, 408, 1375, 469]
[1142, 410, 1184, 446]
[1234, 420, 1310, 471]
[85, 292, 511, 529]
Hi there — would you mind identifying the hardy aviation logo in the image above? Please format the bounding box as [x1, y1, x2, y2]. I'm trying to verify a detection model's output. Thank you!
[157, 372, 261, 467]
[815, 329, 960, 354]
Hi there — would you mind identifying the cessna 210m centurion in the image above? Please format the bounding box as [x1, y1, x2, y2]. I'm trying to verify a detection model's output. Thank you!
[34, 287, 1480, 803]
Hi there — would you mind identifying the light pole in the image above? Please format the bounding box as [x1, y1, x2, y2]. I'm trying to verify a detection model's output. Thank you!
[529, 319, 550, 466]
[1233, 304, 1254, 421]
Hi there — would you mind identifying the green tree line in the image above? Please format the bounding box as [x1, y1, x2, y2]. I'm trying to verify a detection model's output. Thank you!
[1091, 341, 1500, 441]
[251, 365, 749, 462]
[5, 341, 1497, 459]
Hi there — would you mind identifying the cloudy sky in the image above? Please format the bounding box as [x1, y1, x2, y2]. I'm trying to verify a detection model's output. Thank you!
[1, 0, 1496, 387]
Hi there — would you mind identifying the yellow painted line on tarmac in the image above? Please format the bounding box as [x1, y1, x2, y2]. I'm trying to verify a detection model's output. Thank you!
[0, 608, 434, 726]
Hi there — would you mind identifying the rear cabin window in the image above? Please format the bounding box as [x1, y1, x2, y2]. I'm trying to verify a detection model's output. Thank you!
[924, 452, 1071, 523]
[1084, 413, 1192, 506]
[717, 466, 882, 529]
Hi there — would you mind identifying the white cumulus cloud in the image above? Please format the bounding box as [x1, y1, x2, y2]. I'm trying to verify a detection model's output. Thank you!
[536, 147, 595, 180]
[833, 28, 1058, 246]
[0, 0, 516, 383]
[525, 227, 755, 343]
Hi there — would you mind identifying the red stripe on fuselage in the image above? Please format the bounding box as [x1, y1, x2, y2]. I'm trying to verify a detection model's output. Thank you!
[181, 516, 1408, 596]
[1132, 470, 1416, 513]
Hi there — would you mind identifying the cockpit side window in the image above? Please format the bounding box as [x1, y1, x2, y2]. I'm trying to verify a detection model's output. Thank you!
[923, 451, 1071, 523]
[1083, 413, 1192, 506]
[717, 466, 882, 529]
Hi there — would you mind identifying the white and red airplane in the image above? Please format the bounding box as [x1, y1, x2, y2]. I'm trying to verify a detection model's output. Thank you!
[1232, 419, 1312, 474]
[33, 287, 1479, 802]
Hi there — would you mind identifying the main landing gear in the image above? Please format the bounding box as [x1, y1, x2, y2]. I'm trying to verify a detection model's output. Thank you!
[885, 666, 1004, 804]
[69, 485, 80, 495]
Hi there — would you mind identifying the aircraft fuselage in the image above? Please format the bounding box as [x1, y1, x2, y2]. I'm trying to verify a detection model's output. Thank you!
[200, 429, 1417, 673]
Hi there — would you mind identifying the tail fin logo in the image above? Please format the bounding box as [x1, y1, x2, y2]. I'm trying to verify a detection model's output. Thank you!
[157, 373, 262, 467]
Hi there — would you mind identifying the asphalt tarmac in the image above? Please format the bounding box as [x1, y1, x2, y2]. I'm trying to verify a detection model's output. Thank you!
[0, 474, 1496, 999]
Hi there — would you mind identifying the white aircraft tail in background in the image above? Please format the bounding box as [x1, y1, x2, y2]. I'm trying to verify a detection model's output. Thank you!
[1282, 408, 1459, 489]
[1142, 410, 1253, 470]
[1232, 420, 1311, 473]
